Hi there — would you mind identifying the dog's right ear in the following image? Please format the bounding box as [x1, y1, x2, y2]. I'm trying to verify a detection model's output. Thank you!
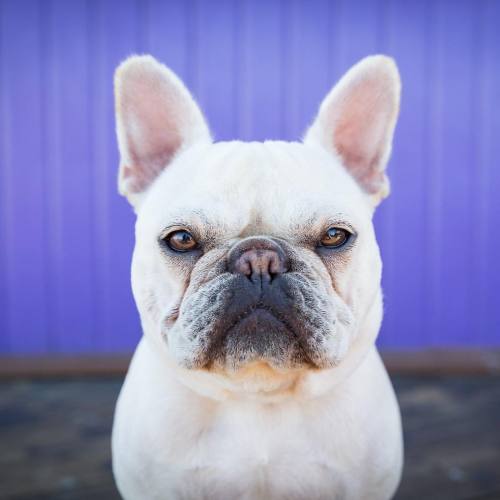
[115, 55, 211, 208]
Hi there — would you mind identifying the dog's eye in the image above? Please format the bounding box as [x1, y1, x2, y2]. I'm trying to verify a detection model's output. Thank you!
[164, 230, 198, 252]
[319, 227, 351, 248]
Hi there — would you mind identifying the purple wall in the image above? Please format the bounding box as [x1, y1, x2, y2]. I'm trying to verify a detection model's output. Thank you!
[0, 0, 499, 355]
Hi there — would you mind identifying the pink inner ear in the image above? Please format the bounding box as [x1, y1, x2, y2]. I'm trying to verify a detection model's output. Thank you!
[119, 65, 187, 194]
[331, 74, 395, 194]
[121, 160, 168, 194]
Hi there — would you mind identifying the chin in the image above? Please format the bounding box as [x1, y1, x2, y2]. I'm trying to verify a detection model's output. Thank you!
[209, 308, 316, 371]
[204, 360, 310, 399]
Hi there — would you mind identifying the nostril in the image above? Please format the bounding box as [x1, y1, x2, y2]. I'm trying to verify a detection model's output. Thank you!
[238, 254, 253, 277]
[269, 252, 288, 276]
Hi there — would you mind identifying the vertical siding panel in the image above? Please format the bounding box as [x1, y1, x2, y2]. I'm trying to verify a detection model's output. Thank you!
[375, 0, 397, 349]
[377, 0, 400, 350]
[40, 0, 57, 352]
[433, 0, 476, 346]
[236, 0, 251, 139]
[280, 0, 302, 140]
[135, 0, 150, 53]
[147, 0, 189, 79]
[470, 1, 488, 346]
[86, 0, 98, 352]
[1, 0, 48, 353]
[240, 0, 284, 140]
[232, 1, 243, 139]
[326, 0, 346, 80]
[0, 0, 12, 353]
[373, 0, 398, 349]
[425, 0, 446, 346]
[333, 0, 381, 72]
[294, 0, 331, 138]
[48, 0, 95, 352]
[482, 0, 500, 341]
[42, 0, 64, 352]
[377, 0, 429, 348]
[196, 0, 237, 141]
[185, 0, 200, 97]
[97, 0, 142, 352]
[86, 0, 111, 352]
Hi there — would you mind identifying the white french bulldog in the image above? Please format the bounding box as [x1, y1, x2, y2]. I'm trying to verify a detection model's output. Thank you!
[111, 54, 403, 500]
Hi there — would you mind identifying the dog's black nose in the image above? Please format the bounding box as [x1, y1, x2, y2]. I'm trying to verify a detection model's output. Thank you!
[227, 237, 289, 283]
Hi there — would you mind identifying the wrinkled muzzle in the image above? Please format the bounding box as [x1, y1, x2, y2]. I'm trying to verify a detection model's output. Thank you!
[167, 237, 353, 371]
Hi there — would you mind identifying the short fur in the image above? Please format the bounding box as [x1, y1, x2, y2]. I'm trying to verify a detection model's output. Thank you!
[112, 54, 403, 500]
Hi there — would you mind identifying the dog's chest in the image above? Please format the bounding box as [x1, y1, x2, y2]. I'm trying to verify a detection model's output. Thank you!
[142, 401, 355, 500]
[113, 344, 402, 500]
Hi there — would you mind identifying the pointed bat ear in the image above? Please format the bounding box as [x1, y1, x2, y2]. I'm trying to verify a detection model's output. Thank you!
[114, 55, 211, 208]
[304, 55, 401, 206]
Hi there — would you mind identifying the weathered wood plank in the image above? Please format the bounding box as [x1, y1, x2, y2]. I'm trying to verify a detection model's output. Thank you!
[0, 376, 499, 499]
[1, 350, 500, 379]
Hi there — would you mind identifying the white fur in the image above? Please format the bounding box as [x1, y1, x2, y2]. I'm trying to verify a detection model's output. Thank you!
[112, 55, 403, 500]
[304, 55, 400, 204]
[115, 55, 211, 207]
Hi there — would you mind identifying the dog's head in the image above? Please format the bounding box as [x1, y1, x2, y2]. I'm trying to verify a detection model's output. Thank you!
[115, 55, 400, 392]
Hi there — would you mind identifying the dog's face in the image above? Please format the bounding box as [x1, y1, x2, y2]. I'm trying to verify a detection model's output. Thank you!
[115, 55, 400, 384]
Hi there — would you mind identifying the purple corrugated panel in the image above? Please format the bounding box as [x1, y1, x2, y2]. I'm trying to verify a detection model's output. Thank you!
[478, 0, 500, 340]
[430, 0, 478, 346]
[41, 0, 64, 352]
[291, 0, 332, 138]
[44, 0, 96, 352]
[442, 1, 475, 345]
[0, 0, 10, 353]
[196, 0, 238, 141]
[91, 0, 142, 353]
[1, 0, 48, 353]
[375, 0, 430, 349]
[240, 0, 285, 140]
[146, 1, 190, 84]
[85, 0, 111, 351]
[0, 0, 499, 355]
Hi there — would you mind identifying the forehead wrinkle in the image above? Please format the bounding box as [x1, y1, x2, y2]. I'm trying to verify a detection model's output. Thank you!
[160, 209, 223, 241]
[258, 210, 355, 245]
[300, 209, 356, 232]
[161, 208, 211, 227]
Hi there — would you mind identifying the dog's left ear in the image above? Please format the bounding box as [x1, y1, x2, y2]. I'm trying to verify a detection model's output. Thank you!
[304, 55, 401, 206]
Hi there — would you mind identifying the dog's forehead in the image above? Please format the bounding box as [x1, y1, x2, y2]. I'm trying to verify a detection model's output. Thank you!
[140, 140, 371, 234]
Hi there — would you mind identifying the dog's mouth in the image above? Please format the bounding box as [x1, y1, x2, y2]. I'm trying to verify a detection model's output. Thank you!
[204, 305, 316, 370]
[226, 303, 294, 336]
[166, 270, 344, 372]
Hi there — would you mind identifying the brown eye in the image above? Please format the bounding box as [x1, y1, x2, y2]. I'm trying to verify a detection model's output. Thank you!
[165, 230, 198, 252]
[320, 227, 350, 248]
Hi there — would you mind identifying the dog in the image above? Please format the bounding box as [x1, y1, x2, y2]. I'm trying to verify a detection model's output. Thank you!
[111, 54, 403, 500]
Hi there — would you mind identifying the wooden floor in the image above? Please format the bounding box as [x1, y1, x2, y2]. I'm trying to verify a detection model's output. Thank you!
[0, 375, 499, 500]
